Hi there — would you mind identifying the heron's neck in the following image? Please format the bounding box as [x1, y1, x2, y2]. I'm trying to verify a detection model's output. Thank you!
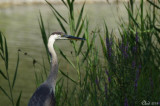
[46, 38, 58, 90]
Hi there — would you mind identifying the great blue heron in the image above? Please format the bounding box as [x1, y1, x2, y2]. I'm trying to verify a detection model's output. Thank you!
[28, 32, 85, 106]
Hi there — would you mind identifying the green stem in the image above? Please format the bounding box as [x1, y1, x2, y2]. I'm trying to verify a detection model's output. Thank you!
[6, 69, 14, 106]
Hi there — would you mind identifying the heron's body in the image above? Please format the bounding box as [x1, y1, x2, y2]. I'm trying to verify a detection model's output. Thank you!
[28, 84, 55, 106]
[28, 32, 84, 106]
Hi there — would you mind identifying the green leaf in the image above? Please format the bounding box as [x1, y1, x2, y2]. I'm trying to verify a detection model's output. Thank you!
[0, 52, 5, 60]
[0, 69, 8, 80]
[39, 12, 50, 63]
[52, 11, 67, 34]
[78, 34, 85, 55]
[82, 33, 96, 62]
[4, 37, 8, 70]
[0, 86, 11, 101]
[0, 32, 4, 53]
[147, 0, 160, 9]
[125, 5, 140, 28]
[99, 34, 107, 59]
[12, 52, 20, 89]
[59, 69, 77, 84]
[16, 91, 22, 106]
[76, 2, 85, 31]
[76, 18, 85, 37]
[61, 0, 68, 8]
[154, 26, 160, 32]
[45, 0, 68, 24]
[59, 49, 75, 69]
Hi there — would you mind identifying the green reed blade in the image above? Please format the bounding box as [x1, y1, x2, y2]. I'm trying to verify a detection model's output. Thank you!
[52, 11, 67, 34]
[4, 37, 8, 70]
[39, 12, 50, 63]
[154, 26, 160, 32]
[16, 91, 22, 106]
[45, 0, 68, 24]
[0, 52, 5, 61]
[67, 0, 71, 6]
[12, 52, 20, 89]
[0, 32, 4, 53]
[78, 34, 85, 55]
[141, 0, 144, 32]
[0, 69, 8, 80]
[99, 34, 107, 59]
[59, 69, 77, 84]
[82, 33, 96, 63]
[0, 86, 11, 101]
[147, 0, 160, 9]
[76, 18, 85, 37]
[76, 2, 85, 31]
[125, 5, 140, 28]
[59, 49, 76, 69]
[61, 0, 68, 8]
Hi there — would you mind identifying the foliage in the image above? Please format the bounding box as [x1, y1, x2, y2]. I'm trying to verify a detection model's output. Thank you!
[0, 32, 22, 106]
[38, 0, 160, 105]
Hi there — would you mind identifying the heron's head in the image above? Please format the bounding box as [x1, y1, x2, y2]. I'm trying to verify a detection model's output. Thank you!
[50, 32, 85, 41]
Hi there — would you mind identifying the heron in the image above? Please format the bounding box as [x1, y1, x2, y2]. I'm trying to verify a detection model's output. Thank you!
[28, 32, 85, 106]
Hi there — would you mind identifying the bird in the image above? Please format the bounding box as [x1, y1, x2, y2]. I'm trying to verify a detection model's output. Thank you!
[28, 32, 85, 106]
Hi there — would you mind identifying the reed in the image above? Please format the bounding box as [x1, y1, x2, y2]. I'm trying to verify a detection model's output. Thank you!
[0, 32, 22, 106]
[37, 0, 160, 105]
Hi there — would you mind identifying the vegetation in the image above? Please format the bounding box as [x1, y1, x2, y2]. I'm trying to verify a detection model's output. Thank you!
[0, 0, 160, 105]
[38, 0, 160, 105]
[0, 32, 22, 106]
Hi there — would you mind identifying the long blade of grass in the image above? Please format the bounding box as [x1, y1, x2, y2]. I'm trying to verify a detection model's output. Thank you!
[59, 49, 75, 69]
[154, 26, 160, 32]
[147, 0, 160, 9]
[67, 0, 71, 6]
[52, 11, 67, 34]
[12, 52, 20, 89]
[61, 0, 68, 8]
[76, 2, 85, 31]
[78, 34, 85, 55]
[0, 52, 4, 61]
[39, 12, 50, 63]
[4, 37, 8, 70]
[59, 69, 77, 84]
[140, 0, 144, 32]
[0, 32, 4, 53]
[0, 86, 11, 101]
[99, 34, 107, 59]
[0, 69, 8, 80]
[16, 91, 22, 106]
[125, 5, 140, 28]
[45, 0, 68, 24]
[76, 18, 85, 37]
[82, 33, 96, 62]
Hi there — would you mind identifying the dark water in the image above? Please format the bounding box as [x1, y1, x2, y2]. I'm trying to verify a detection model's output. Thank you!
[0, 3, 127, 105]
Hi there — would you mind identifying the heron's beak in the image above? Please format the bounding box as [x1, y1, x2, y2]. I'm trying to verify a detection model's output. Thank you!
[63, 35, 85, 41]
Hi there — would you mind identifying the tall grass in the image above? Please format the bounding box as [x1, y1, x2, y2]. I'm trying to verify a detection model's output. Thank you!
[1, 0, 159, 105]
[36, 0, 160, 105]
[0, 31, 22, 106]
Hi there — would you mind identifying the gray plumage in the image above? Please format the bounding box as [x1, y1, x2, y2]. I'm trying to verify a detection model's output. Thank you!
[28, 84, 55, 106]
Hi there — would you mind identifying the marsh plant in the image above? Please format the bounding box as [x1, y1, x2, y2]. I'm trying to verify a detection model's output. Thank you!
[0, 0, 160, 105]
[36, 0, 160, 105]
[0, 32, 22, 106]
